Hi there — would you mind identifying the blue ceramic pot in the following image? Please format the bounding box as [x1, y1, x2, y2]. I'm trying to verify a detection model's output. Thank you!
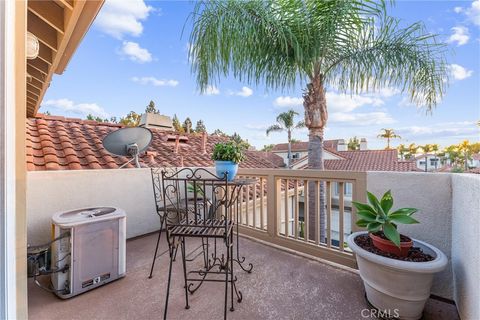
[215, 161, 238, 181]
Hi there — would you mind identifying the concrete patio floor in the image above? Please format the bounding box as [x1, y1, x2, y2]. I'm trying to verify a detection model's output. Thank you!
[28, 233, 459, 320]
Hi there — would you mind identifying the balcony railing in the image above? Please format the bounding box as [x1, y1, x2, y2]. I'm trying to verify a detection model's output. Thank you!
[235, 168, 367, 268]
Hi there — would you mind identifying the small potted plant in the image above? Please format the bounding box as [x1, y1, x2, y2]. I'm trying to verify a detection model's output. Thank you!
[347, 190, 447, 320]
[212, 141, 245, 181]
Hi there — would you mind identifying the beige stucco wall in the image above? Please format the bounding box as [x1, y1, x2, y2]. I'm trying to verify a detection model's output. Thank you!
[451, 174, 480, 320]
[366, 172, 453, 299]
[27, 168, 158, 245]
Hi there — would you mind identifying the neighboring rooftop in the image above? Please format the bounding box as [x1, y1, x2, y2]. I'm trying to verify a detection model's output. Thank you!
[26, 114, 278, 171]
[271, 139, 345, 152]
[293, 149, 418, 172]
[248, 151, 286, 167]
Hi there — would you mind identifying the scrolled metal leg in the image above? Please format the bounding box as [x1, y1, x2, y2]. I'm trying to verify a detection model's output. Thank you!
[224, 240, 229, 319]
[233, 232, 253, 273]
[180, 237, 190, 310]
[148, 219, 163, 279]
[230, 234, 234, 312]
[164, 242, 174, 320]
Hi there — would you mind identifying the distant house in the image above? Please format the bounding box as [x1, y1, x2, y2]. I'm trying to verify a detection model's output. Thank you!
[26, 114, 278, 171]
[270, 138, 417, 173]
[271, 139, 346, 165]
[467, 154, 480, 169]
[414, 154, 443, 172]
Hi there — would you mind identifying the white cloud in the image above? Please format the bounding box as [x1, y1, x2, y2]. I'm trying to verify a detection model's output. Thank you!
[131, 76, 179, 87]
[454, 1, 480, 26]
[120, 41, 152, 63]
[467, 0, 480, 26]
[203, 85, 220, 96]
[274, 92, 385, 112]
[245, 124, 270, 131]
[398, 97, 415, 108]
[448, 64, 473, 80]
[368, 87, 400, 98]
[330, 112, 395, 126]
[326, 92, 384, 112]
[42, 99, 109, 119]
[273, 96, 303, 107]
[95, 0, 153, 39]
[447, 26, 470, 46]
[396, 121, 478, 139]
[229, 86, 253, 97]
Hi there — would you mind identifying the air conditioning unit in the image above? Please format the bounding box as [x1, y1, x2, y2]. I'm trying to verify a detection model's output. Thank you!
[51, 207, 126, 299]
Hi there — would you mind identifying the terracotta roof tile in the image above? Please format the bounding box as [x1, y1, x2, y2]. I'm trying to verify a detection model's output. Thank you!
[249, 151, 286, 167]
[27, 114, 278, 171]
[298, 149, 417, 172]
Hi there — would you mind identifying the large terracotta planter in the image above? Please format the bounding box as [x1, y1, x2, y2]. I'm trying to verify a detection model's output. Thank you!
[347, 231, 447, 320]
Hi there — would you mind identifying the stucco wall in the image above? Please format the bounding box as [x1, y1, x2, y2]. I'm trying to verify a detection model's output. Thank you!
[27, 168, 158, 245]
[451, 174, 480, 320]
[366, 172, 453, 299]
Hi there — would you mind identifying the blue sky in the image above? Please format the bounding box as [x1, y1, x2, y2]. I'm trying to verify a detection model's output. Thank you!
[42, 0, 480, 150]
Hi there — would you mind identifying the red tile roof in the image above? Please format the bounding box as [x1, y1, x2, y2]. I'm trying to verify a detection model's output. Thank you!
[249, 151, 286, 167]
[298, 149, 418, 172]
[468, 167, 480, 174]
[26, 114, 278, 171]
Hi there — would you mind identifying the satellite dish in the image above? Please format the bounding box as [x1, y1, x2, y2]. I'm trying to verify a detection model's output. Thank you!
[102, 127, 153, 168]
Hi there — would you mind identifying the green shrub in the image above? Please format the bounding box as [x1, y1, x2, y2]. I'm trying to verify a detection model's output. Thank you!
[212, 142, 246, 163]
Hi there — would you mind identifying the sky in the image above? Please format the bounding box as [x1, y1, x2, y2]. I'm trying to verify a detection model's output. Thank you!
[42, 0, 480, 150]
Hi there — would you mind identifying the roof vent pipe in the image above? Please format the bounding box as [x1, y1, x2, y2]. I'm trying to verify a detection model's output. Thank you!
[360, 138, 368, 150]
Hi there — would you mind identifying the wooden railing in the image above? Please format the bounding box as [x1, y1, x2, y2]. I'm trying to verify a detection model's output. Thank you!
[235, 168, 367, 268]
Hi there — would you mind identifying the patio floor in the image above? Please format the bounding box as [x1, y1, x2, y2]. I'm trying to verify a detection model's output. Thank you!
[28, 233, 459, 320]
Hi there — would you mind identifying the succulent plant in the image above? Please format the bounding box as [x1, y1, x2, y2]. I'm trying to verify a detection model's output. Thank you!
[352, 190, 419, 247]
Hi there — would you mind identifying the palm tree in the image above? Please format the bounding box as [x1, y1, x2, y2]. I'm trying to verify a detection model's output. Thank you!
[431, 144, 439, 170]
[377, 129, 401, 149]
[458, 140, 471, 170]
[266, 110, 305, 168]
[407, 143, 419, 160]
[397, 144, 407, 160]
[189, 0, 447, 242]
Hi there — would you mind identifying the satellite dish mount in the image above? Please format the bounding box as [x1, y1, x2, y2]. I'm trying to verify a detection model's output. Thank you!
[102, 127, 153, 168]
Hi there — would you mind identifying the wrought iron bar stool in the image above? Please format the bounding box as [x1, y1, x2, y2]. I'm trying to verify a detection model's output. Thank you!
[154, 168, 242, 320]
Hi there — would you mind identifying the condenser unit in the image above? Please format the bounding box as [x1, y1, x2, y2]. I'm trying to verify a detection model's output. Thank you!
[51, 207, 126, 298]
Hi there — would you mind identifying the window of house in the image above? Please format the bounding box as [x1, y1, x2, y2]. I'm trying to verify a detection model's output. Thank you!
[430, 159, 438, 165]
[292, 153, 300, 159]
[419, 161, 426, 165]
[334, 182, 353, 196]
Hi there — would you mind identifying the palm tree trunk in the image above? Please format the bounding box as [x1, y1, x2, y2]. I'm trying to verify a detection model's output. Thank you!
[387, 137, 390, 149]
[287, 129, 292, 168]
[303, 74, 328, 243]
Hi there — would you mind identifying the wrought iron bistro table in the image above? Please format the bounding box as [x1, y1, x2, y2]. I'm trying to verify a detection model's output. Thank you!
[212, 178, 256, 273]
